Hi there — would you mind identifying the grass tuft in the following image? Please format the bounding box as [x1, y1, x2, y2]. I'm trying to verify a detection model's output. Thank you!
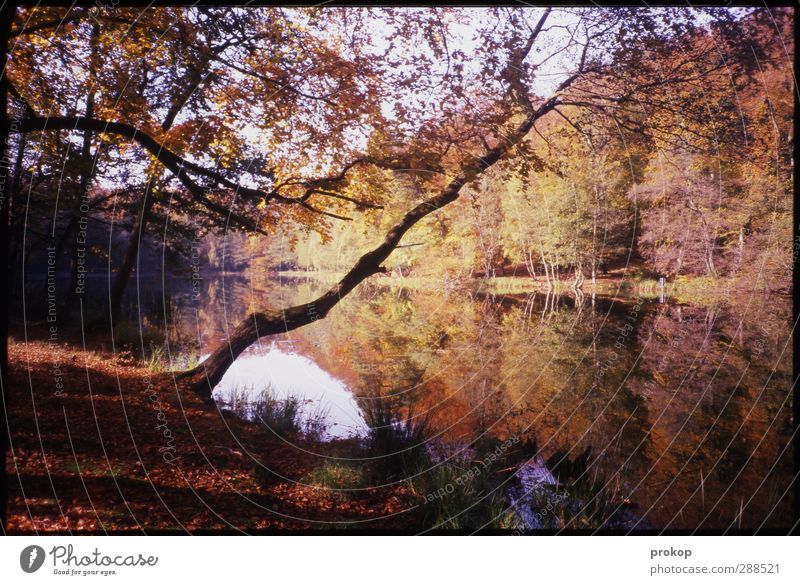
[304, 461, 368, 490]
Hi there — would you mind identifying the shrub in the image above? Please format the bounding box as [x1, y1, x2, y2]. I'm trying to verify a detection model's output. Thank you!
[360, 396, 431, 482]
[409, 456, 522, 531]
[543, 447, 637, 529]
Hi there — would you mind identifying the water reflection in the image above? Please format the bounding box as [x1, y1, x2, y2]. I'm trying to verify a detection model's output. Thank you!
[507, 457, 559, 529]
[152, 273, 792, 530]
[206, 342, 367, 439]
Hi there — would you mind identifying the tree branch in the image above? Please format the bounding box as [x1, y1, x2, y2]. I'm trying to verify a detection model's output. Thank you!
[214, 56, 338, 105]
[505, 8, 552, 110]
[179, 93, 561, 395]
[302, 189, 383, 210]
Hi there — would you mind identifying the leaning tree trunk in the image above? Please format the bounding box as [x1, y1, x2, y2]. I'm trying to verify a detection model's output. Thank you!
[177, 95, 562, 397]
[176, 173, 463, 397]
[9, 10, 561, 399]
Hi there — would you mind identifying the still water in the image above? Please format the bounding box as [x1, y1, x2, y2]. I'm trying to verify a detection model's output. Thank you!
[205, 343, 367, 438]
[127, 271, 792, 530]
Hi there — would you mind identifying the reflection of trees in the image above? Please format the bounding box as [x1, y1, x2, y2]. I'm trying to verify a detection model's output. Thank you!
[628, 301, 792, 528]
[309, 286, 500, 443]
[464, 295, 511, 438]
[165, 275, 330, 355]
[499, 295, 648, 483]
[163, 275, 792, 528]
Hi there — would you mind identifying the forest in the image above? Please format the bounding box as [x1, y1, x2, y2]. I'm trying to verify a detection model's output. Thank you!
[1, 6, 794, 533]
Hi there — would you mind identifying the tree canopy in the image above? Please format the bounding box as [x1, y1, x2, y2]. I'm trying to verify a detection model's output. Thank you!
[5, 6, 793, 396]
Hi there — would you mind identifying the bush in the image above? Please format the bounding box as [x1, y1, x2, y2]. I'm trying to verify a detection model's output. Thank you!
[543, 447, 638, 529]
[409, 456, 522, 531]
[360, 396, 431, 482]
[113, 321, 165, 352]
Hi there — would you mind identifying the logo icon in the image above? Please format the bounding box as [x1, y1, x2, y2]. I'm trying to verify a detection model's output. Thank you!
[20, 545, 46, 573]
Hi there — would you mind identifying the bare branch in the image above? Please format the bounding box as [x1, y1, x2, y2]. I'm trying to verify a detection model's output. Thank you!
[302, 189, 383, 210]
[505, 8, 552, 110]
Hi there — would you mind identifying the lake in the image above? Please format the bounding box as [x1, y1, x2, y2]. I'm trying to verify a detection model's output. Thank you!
[120, 269, 793, 531]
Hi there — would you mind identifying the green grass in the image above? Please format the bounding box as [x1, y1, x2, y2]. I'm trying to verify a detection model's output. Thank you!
[408, 456, 523, 531]
[249, 389, 633, 531]
[167, 352, 200, 372]
[113, 321, 166, 351]
[143, 343, 167, 373]
[254, 391, 304, 437]
[661, 275, 737, 306]
[278, 268, 748, 308]
[359, 396, 523, 530]
[144, 344, 202, 374]
[143, 343, 203, 374]
[277, 270, 456, 291]
[221, 384, 330, 441]
[475, 274, 738, 307]
[360, 396, 431, 482]
[304, 461, 369, 490]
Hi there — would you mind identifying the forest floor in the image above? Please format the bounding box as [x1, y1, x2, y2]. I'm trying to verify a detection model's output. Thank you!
[5, 329, 417, 533]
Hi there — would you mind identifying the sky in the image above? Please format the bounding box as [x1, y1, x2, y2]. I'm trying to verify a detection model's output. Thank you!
[13, 6, 736, 193]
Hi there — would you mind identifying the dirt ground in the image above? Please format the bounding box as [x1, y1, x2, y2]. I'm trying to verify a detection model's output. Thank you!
[5, 334, 415, 533]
